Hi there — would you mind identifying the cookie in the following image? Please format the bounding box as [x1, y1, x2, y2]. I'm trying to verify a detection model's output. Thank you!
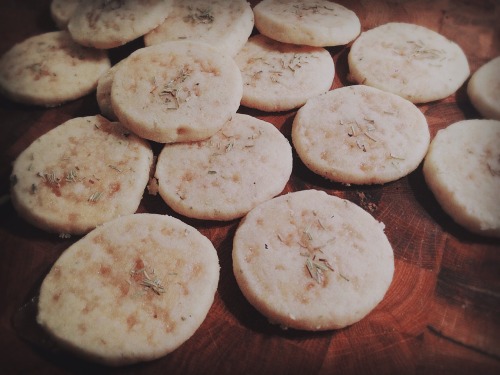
[253, 0, 360, 47]
[234, 34, 334, 112]
[292, 85, 430, 185]
[50, 0, 80, 29]
[467, 56, 500, 120]
[423, 119, 500, 238]
[10, 115, 153, 235]
[154, 113, 293, 220]
[111, 41, 243, 143]
[68, 0, 173, 49]
[96, 60, 125, 121]
[37, 213, 220, 366]
[144, 0, 254, 57]
[0, 31, 110, 107]
[232, 189, 394, 330]
[348, 22, 470, 103]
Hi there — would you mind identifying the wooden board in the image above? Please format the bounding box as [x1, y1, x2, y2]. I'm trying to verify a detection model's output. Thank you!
[0, 1, 499, 374]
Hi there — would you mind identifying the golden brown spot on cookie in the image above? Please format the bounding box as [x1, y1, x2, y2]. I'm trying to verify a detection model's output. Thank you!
[182, 171, 195, 183]
[161, 227, 174, 236]
[82, 300, 98, 314]
[52, 266, 62, 280]
[162, 312, 176, 333]
[78, 323, 87, 333]
[52, 291, 61, 302]
[109, 182, 121, 195]
[120, 282, 130, 297]
[176, 126, 188, 136]
[127, 314, 138, 330]
[99, 265, 111, 276]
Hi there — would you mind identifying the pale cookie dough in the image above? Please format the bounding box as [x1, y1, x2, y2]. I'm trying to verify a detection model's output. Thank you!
[467, 56, 500, 120]
[253, 0, 360, 47]
[144, 0, 254, 57]
[68, 0, 173, 49]
[0, 31, 110, 107]
[96, 60, 126, 121]
[292, 85, 430, 185]
[423, 119, 500, 238]
[10, 115, 153, 235]
[37, 213, 219, 366]
[50, 0, 80, 29]
[348, 22, 470, 103]
[234, 34, 334, 112]
[111, 41, 243, 143]
[155, 114, 293, 220]
[233, 189, 394, 330]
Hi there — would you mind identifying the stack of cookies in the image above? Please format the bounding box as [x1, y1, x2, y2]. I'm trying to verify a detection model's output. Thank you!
[2, 0, 498, 367]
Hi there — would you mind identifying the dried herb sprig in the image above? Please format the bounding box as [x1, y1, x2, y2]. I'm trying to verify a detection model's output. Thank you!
[184, 7, 214, 24]
[131, 268, 165, 295]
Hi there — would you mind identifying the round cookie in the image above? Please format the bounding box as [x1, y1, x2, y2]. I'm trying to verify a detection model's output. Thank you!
[144, 0, 254, 57]
[37, 213, 220, 366]
[155, 113, 293, 221]
[423, 119, 500, 238]
[0, 31, 110, 107]
[68, 0, 173, 49]
[253, 0, 360, 47]
[10, 115, 153, 235]
[467, 56, 500, 120]
[292, 85, 430, 185]
[50, 0, 80, 29]
[232, 189, 394, 331]
[111, 41, 243, 143]
[234, 34, 335, 112]
[348, 22, 470, 103]
[96, 60, 126, 121]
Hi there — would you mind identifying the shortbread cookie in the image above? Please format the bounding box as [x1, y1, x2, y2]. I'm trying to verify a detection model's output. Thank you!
[233, 189, 394, 330]
[292, 85, 430, 185]
[37, 213, 219, 366]
[467, 56, 500, 120]
[155, 113, 293, 220]
[144, 0, 254, 57]
[68, 0, 173, 49]
[234, 34, 334, 112]
[0, 31, 110, 107]
[348, 22, 470, 103]
[96, 60, 126, 120]
[10, 115, 153, 235]
[423, 119, 500, 238]
[111, 41, 243, 143]
[50, 0, 80, 29]
[253, 0, 360, 47]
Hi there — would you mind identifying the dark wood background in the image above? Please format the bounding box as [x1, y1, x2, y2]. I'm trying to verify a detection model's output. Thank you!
[1, 1, 499, 374]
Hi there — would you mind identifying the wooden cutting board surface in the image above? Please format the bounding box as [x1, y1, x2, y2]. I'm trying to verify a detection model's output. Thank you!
[0, 1, 499, 374]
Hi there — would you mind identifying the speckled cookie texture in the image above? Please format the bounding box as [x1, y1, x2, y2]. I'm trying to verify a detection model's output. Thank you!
[0, 31, 110, 107]
[233, 189, 394, 330]
[292, 85, 430, 185]
[68, 0, 174, 49]
[467, 56, 500, 120]
[253, 0, 361, 47]
[348, 22, 470, 103]
[144, 0, 254, 57]
[423, 119, 500, 238]
[111, 40, 243, 143]
[234, 34, 335, 112]
[37, 213, 220, 366]
[155, 113, 293, 220]
[10, 115, 153, 235]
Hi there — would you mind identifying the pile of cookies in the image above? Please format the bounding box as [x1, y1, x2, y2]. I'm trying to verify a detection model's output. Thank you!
[2, 0, 499, 367]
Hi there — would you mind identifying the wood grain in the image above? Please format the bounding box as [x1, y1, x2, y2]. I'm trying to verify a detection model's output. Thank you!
[1, 1, 499, 374]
